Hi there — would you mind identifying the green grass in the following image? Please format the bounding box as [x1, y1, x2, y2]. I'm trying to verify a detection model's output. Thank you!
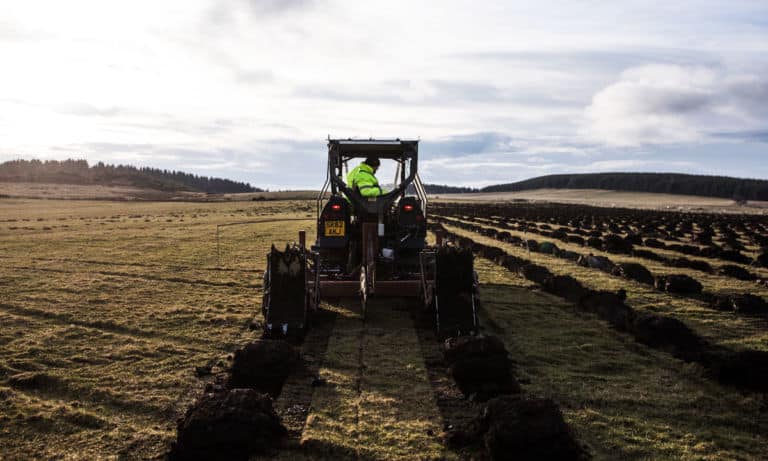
[2, 198, 766, 460]
[473, 257, 767, 460]
[443, 221, 768, 352]
[301, 299, 447, 461]
[0, 198, 448, 460]
[0, 199, 315, 459]
[471, 214, 768, 281]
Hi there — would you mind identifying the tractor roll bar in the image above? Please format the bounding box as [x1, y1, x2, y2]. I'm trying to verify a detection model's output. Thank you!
[318, 138, 422, 217]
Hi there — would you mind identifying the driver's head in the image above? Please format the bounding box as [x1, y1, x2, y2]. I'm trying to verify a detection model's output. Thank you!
[364, 157, 380, 173]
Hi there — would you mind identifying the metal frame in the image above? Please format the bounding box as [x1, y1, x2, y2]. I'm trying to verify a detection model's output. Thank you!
[312, 138, 431, 308]
[317, 138, 427, 218]
[263, 243, 309, 337]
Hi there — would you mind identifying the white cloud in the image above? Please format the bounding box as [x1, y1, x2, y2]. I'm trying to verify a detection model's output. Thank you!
[0, 1, 767, 187]
[585, 159, 695, 170]
[583, 64, 768, 146]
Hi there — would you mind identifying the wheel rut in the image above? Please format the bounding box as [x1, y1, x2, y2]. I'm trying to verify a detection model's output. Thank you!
[296, 298, 445, 460]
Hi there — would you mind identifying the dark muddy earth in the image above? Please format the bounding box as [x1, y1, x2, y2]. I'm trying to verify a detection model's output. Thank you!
[227, 339, 299, 397]
[443, 335, 520, 402]
[449, 395, 588, 461]
[169, 389, 286, 461]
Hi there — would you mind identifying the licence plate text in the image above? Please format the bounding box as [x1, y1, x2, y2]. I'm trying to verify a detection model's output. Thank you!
[324, 220, 345, 237]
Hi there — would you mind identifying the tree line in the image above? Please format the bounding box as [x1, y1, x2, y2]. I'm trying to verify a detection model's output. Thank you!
[481, 172, 768, 201]
[0, 159, 261, 194]
[423, 184, 479, 194]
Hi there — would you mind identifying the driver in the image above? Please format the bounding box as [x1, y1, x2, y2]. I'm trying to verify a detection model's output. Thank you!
[347, 157, 385, 197]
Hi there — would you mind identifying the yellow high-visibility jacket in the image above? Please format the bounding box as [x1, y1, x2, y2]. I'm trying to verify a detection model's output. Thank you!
[347, 162, 384, 197]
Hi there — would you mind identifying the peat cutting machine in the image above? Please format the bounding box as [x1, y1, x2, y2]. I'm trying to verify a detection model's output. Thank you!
[262, 139, 478, 338]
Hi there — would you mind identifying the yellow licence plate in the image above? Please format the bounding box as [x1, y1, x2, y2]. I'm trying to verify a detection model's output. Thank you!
[324, 220, 345, 237]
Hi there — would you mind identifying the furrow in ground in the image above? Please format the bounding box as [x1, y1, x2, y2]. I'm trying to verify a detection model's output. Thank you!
[299, 300, 364, 459]
[299, 299, 446, 460]
[469, 257, 768, 460]
[441, 222, 768, 352]
[356, 299, 445, 460]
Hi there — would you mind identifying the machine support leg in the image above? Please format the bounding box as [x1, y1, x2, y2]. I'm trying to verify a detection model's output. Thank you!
[362, 223, 378, 295]
[360, 265, 367, 319]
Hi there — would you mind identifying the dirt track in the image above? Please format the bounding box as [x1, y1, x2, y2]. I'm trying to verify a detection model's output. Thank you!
[297, 299, 445, 460]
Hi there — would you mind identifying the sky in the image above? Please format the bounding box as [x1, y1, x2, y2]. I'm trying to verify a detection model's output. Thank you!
[1, 0, 767, 189]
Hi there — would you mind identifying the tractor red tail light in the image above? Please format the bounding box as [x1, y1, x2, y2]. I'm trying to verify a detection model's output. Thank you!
[403, 204, 414, 212]
[331, 204, 342, 211]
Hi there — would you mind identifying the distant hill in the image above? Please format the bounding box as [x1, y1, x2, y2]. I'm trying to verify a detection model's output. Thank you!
[482, 172, 768, 201]
[0, 159, 261, 194]
[423, 184, 479, 194]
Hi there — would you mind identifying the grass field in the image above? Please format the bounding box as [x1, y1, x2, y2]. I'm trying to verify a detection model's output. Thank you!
[0, 182, 321, 202]
[474, 258, 766, 460]
[299, 299, 446, 460]
[441, 219, 768, 352]
[1, 198, 766, 460]
[8, 182, 768, 215]
[0, 199, 315, 458]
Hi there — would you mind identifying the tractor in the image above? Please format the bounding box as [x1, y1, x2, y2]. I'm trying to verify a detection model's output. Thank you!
[261, 138, 478, 338]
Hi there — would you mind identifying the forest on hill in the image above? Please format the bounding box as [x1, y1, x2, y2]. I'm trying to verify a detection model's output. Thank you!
[482, 172, 768, 201]
[5, 160, 765, 200]
[0, 159, 261, 194]
[423, 184, 479, 194]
